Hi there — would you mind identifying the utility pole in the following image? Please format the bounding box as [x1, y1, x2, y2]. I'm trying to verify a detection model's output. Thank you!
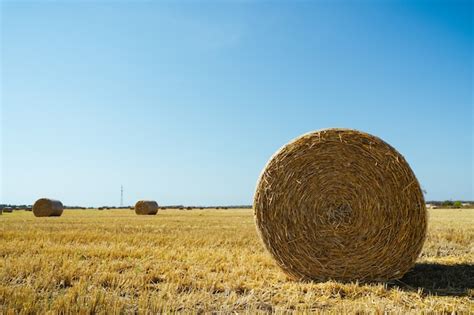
[120, 185, 123, 207]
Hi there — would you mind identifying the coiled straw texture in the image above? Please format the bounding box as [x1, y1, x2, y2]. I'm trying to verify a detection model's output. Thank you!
[33, 198, 64, 217]
[135, 200, 159, 215]
[254, 129, 427, 282]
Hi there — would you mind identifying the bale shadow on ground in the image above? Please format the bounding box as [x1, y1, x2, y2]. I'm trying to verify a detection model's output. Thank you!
[390, 263, 474, 297]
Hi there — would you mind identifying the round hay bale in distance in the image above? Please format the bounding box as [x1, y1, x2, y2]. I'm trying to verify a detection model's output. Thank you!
[135, 200, 159, 215]
[3, 207, 13, 213]
[33, 198, 64, 217]
[254, 128, 427, 282]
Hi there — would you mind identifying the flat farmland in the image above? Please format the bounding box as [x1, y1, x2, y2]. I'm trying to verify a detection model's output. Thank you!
[1, 208, 472, 313]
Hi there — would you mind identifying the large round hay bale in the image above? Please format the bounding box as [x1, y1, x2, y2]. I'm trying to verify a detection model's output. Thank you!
[33, 198, 64, 217]
[135, 200, 158, 215]
[254, 128, 427, 282]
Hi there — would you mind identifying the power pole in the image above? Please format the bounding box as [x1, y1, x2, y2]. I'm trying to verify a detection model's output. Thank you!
[120, 185, 123, 207]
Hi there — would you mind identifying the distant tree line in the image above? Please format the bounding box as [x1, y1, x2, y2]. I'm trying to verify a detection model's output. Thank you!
[0, 204, 32, 210]
[3, 202, 471, 211]
[160, 205, 252, 210]
[427, 200, 473, 209]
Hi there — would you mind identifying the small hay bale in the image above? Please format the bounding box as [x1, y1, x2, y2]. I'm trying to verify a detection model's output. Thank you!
[33, 198, 64, 217]
[254, 128, 427, 282]
[3, 207, 13, 213]
[135, 200, 158, 215]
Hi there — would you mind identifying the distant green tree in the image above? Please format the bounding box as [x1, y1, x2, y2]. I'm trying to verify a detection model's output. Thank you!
[453, 201, 462, 209]
[442, 200, 454, 207]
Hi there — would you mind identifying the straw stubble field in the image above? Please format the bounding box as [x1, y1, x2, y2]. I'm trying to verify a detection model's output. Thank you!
[1, 208, 473, 313]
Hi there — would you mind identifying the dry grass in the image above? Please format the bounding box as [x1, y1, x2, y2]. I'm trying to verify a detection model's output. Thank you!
[0, 208, 472, 313]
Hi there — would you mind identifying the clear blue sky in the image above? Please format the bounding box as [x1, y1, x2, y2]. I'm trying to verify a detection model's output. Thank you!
[1, 0, 472, 207]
